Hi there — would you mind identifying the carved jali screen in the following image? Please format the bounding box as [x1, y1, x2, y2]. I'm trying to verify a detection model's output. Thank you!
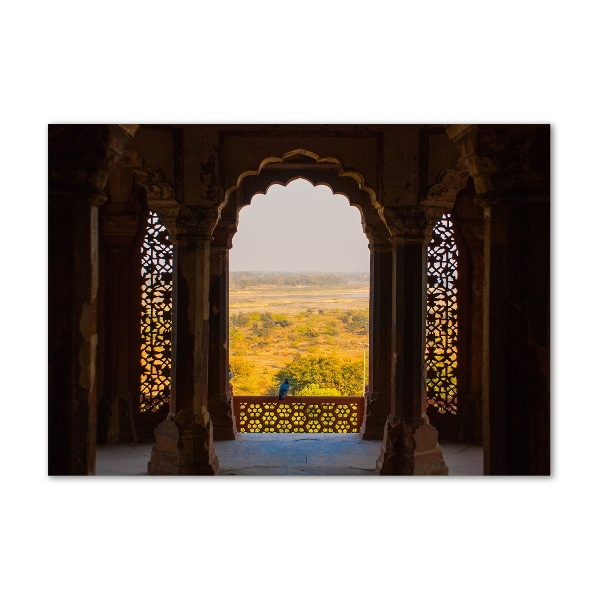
[426, 212, 458, 415]
[140, 212, 173, 412]
[233, 397, 365, 433]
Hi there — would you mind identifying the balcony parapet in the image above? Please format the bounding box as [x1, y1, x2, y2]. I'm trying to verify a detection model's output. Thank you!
[233, 396, 365, 433]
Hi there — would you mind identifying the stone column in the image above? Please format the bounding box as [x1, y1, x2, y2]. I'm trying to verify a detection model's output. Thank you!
[98, 212, 145, 444]
[362, 237, 393, 440]
[447, 124, 550, 475]
[49, 193, 103, 474]
[207, 222, 237, 440]
[480, 197, 550, 474]
[375, 206, 448, 475]
[48, 124, 137, 475]
[147, 204, 221, 475]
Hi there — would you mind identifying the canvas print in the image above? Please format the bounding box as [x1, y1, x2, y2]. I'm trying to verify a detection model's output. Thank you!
[48, 124, 550, 476]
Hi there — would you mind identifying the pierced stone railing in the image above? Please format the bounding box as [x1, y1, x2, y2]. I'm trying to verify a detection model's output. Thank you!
[233, 396, 365, 433]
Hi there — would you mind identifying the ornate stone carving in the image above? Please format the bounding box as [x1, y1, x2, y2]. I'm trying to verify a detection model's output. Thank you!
[425, 165, 471, 212]
[159, 204, 221, 242]
[140, 211, 173, 414]
[426, 213, 458, 415]
[133, 167, 177, 208]
[133, 166, 220, 241]
[224, 148, 378, 217]
[446, 124, 550, 204]
[378, 205, 442, 244]
[365, 227, 391, 250]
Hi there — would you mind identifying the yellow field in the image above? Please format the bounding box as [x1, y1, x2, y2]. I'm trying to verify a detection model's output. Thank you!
[230, 283, 369, 314]
[228, 282, 369, 395]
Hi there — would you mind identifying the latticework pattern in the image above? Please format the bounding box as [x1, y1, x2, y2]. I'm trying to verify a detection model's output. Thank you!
[234, 397, 364, 433]
[425, 212, 458, 415]
[140, 212, 173, 412]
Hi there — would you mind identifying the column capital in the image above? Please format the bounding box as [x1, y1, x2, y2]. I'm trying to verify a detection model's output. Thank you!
[367, 226, 392, 251]
[132, 167, 219, 241]
[365, 224, 392, 251]
[153, 203, 221, 243]
[368, 240, 393, 252]
[378, 205, 441, 245]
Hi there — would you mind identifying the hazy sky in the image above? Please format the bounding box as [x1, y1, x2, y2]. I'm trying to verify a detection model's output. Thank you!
[229, 179, 370, 272]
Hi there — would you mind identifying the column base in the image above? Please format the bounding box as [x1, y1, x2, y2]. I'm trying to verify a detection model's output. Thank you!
[148, 408, 219, 475]
[376, 415, 448, 475]
[209, 392, 237, 440]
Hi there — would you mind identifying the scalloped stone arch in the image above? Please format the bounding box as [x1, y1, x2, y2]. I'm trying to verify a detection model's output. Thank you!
[222, 148, 382, 239]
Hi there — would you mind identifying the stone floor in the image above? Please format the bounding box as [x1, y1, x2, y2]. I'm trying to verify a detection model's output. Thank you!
[95, 433, 483, 476]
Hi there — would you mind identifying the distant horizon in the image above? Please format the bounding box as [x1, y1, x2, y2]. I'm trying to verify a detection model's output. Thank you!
[230, 269, 369, 274]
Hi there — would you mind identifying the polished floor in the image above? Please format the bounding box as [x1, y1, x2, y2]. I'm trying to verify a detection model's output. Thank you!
[95, 433, 483, 476]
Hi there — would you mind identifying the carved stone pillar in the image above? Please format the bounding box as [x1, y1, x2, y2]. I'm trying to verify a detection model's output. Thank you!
[98, 212, 145, 444]
[147, 204, 221, 475]
[49, 193, 103, 475]
[207, 221, 237, 440]
[362, 236, 393, 440]
[480, 197, 550, 474]
[48, 124, 137, 475]
[447, 124, 550, 475]
[375, 206, 448, 475]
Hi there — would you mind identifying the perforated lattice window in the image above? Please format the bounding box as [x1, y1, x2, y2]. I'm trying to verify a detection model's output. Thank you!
[140, 212, 173, 412]
[426, 213, 458, 415]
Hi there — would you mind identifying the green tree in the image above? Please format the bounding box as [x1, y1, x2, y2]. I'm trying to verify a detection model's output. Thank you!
[271, 353, 364, 396]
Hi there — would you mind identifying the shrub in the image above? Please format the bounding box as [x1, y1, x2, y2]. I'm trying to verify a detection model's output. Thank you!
[231, 312, 249, 327]
[271, 353, 364, 396]
[347, 314, 368, 334]
[295, 324, 318, 339]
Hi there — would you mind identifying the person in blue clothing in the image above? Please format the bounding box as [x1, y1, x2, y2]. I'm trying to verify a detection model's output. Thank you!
[278, 378, 290, 400]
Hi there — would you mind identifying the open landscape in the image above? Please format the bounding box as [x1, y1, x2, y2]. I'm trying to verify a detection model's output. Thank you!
[229, 272, 369, 396]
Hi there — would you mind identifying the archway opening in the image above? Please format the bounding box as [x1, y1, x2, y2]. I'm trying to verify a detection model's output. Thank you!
[228, 178, 370, 433]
